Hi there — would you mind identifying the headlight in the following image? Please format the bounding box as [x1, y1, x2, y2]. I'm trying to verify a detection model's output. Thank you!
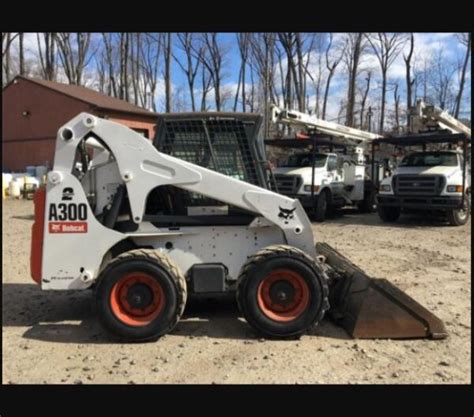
[447, 185, 463, 192]
[304, 185, 320, 192]
[380, 184, 391, 192]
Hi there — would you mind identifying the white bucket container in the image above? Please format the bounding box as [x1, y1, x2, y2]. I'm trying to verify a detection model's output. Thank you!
[2, 174, 12, 198]
[11, 175, 26, 189]
[25, 176, 40, 187]
[9, 180, 21, 198]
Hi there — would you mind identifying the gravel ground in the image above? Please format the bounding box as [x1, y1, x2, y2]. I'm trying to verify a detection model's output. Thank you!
[2, 199, 471, 384]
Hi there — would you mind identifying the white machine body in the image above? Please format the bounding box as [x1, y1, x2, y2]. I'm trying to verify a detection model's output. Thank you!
[35, 113, 317, 290]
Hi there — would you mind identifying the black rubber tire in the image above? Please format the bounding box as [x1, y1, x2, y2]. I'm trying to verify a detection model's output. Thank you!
[236, 245, 329, 339]
[314, 190, 329, 222]
[358, 187, 377, 213]
[96, 249, 187, 342]
[447, 198, 470, 226]
[377, 205, 401, 223]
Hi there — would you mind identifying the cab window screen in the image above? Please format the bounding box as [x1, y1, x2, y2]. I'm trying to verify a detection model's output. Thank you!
[157, 119, 259, 185]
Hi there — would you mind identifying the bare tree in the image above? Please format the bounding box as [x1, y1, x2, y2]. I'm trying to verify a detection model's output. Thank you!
[130, 33, 141, 105]
[249, 33, 277, 135]
[303, 34, 323, 116]
[234, 33, 251, 111]
[322, 33, 345, 119]
[403, 33, 415, 125]
[200, 50, 213, 111]
[428, 49, 457, 110]
[366, 33, 408, 133]
[140, 33, 162, 111]
[56, 33, 93, 85]
[275, 43, 287, 108]
[101, 33, 118, 97]
[278, 33, 305, 111]
[278, 33, 297, 109]
[173, 33, 201, 111]
[37, 33, 57, 81]
[343, 33, 366, 127]
[454, 33, 471, 118]
[120, 33, 130, 101]
[2, 33, 19, 84]
[196, 33, 226, 111]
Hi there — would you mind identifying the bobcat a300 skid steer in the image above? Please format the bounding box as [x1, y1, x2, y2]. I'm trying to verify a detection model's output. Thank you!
[30, 113, 447, 341]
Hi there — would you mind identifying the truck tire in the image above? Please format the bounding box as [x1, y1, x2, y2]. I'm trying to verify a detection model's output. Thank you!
[314, 189, 329, 222]
[447, 198, 470, 226]
[236, 245, 329, 339]
[96, 249, 187, 342]
[377, 205, 401, 223]
[358, 185, 376, 213]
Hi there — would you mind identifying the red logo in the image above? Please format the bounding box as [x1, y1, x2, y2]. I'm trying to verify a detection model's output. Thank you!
[49, 222, 88, 233]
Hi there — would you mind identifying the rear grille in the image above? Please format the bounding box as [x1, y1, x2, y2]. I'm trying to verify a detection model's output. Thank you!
[393, 175, 445, 196]
[273, 174, 302, 195]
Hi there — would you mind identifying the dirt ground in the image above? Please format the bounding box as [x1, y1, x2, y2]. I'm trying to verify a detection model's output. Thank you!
[2, 199, 471, 384]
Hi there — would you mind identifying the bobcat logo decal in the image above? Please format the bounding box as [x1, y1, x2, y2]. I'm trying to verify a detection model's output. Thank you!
[278, 206, 296, 224]
[62, 187, 74, 201]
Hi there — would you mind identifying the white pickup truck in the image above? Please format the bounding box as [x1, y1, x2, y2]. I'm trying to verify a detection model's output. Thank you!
[273, 147, 376, 221]
[377, 150, 471, 226]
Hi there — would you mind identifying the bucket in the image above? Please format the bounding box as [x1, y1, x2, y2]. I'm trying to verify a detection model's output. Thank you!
[25, 176, 40, 187]
[3, 173, 12, 197]
[9, 180, 21, 198]
[11, 175, 26, 189]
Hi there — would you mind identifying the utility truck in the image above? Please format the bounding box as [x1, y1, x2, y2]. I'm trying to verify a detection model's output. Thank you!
[376, 101, 471, 226]
[268, 106, 382, 221]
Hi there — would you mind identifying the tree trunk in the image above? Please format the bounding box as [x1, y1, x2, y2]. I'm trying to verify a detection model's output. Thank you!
[165, 33, 172, 112]
[241, 59, 247, 112]
[346, 34, 363, 127]
[360, 72, 371, 128]
[394, 82, 400, 131]
[4, 33, 11, 83]
[19, 33, 24, 75]
[379, 71, 387, 133]
[233, 66, 242, 112]
[454, 33, 471, 118]
[404, 33, 415, 124]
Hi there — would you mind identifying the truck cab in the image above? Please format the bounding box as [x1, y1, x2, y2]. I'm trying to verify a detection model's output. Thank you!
[272, 147, 375, 221]
[377, 150, 471, 226]
[273, 152, 344, 198]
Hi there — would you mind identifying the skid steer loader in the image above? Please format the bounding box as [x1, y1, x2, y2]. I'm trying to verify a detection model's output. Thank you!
[30, 113, 447, 341]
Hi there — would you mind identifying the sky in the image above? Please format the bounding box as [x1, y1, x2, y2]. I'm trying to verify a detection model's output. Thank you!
[13, 32, 472, 122]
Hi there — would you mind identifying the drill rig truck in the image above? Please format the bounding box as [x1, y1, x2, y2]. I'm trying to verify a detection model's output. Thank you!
[268, 106, 383, 221]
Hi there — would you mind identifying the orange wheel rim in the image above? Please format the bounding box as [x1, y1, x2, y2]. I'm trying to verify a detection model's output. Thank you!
[110, 273, 165, 327]
[257, 269, 310, 322]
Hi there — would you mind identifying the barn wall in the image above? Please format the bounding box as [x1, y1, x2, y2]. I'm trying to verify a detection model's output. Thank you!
[103, 112, 157, 139]
[2, 79, 91, 171]
[2, 79, 158, 171]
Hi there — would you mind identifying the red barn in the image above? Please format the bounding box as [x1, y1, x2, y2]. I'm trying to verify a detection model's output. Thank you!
[2, 75, 159, 171]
